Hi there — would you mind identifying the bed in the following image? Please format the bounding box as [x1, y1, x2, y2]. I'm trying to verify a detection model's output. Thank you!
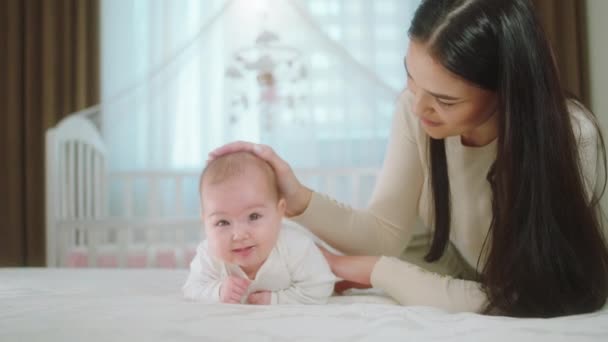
[2, 268, 607, 341]
[31, 112, 608, 341]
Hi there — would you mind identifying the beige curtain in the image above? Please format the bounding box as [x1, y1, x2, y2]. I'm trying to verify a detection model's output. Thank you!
[0, 0, 99, 266]
[533, 0, 589, 105]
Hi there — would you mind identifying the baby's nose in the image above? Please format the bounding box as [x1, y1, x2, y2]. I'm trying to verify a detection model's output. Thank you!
[232, 225, 251, 240]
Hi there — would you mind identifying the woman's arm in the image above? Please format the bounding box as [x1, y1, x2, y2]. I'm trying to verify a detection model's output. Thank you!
[322, 248, 486, 313]
[372, 257, 486, 312]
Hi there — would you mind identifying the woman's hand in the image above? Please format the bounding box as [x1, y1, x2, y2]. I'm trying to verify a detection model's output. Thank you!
[334, 280, 373, 294]
[208, 141, 312, 217]
[317, 245, 380, 292]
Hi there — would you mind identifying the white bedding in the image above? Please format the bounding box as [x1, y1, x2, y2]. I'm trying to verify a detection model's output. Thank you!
[1, 268, 607, 341]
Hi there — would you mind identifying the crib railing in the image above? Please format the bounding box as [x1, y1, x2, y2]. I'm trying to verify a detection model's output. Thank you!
[46, 112, 382, 268]
[51, 168, 379, 268]
[108, 170, 198, 218]
[296, 167, 379, 208]
[56, 218, 201, 268]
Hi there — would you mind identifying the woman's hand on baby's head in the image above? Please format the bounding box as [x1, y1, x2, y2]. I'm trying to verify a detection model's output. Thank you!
[208, 141, 312, 217]
[219, 276, 251, 304]
[247, 291, 271, 305]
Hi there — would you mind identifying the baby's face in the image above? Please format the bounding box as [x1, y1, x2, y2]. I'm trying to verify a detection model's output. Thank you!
[202, 168, 284, 277]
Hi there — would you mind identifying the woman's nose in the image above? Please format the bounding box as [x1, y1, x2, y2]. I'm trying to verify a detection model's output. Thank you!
[411, 91, 432, 116]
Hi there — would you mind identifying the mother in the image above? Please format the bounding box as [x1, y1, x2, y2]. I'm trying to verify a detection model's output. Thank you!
[210, 0, 608, 317]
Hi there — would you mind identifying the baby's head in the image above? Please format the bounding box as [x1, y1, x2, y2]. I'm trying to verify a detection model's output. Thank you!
[200, 152, 285, 277]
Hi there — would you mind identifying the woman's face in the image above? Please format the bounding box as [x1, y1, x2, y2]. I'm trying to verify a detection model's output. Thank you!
[405, 40, 499, 146]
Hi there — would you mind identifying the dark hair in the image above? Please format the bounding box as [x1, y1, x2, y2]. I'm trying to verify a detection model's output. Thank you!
[409, 0, 608, 317]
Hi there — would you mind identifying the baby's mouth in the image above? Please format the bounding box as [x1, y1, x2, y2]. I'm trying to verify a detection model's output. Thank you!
[232, 245, 255, 253]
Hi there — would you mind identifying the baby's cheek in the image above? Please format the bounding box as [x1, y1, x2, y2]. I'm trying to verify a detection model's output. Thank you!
[207, 237, 230, 261]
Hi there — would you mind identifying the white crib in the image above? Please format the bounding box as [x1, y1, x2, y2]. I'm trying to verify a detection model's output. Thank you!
[45, 113, 379, 268]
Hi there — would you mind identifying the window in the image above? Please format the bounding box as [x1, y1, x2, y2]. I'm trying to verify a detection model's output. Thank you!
[102, 0, 420, 210]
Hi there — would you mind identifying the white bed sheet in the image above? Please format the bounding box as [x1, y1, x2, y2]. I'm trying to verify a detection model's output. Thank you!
[1, 268, 607, 342]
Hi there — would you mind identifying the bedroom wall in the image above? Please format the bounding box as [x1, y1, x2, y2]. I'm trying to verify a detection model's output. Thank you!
[586, 0, 608, 218]
[587, 0, 608, 119]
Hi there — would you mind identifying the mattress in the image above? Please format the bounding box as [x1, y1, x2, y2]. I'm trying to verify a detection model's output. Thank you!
[1, 268, 607, 341]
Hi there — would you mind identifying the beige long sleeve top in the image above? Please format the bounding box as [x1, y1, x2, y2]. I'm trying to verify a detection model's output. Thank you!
[292, 91, 601, 313]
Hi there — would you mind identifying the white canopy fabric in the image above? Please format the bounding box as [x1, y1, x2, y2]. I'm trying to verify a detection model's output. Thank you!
[100, 0, 414, 171]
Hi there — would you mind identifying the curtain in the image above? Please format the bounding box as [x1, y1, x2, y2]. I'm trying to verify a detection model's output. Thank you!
[0, 0, 99, 266]
[101, 0, 420, 215]
[101, 0, 229, 171]
[100, 0, 419, 168]
[101, 0, 420, 172]
[532, 0, 589, 105]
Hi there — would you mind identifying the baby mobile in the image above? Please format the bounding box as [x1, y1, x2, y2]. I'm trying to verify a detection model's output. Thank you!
[224, 28, 308, 131]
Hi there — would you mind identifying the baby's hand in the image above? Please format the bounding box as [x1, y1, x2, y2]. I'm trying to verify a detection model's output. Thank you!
[247, 291, 271, 305]
[219, 276, 250, 304]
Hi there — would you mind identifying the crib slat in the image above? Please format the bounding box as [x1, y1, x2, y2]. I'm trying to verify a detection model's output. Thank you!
[85, 145, 93, 218]
[149, 176, 159, 217]
[123, 176, 133, 217]
[92, 151, 99, 218]
[351, 172, 361, 208]
[147, 228, 158, 267]
[66, 141, 75, 219]
[88, 226, 98, 267]
[99, 155, 107, 217]
[118, 225, 127, 268]
[60, 224, 69, 267]
[77, 143, 85, 219]
[175, 176, 184, 216]
[59, 143, 67, 219]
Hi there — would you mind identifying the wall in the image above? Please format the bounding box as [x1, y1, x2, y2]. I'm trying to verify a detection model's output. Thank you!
[586, 0, 608, 217]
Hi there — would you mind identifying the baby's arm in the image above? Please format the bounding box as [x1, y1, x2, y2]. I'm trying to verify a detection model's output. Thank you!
[182, 242, 224, 301]
[270, 231, 336, 304]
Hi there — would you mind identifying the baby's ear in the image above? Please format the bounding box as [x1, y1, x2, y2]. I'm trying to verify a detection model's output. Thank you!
[277, 198, 286, 214]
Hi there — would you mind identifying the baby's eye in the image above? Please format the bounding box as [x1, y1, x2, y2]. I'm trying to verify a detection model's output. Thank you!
[215, 220, 230, 227]
[249, 213, 261, 221]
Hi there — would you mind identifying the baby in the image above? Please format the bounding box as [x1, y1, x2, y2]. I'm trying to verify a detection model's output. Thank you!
[182, 151, 335, 304]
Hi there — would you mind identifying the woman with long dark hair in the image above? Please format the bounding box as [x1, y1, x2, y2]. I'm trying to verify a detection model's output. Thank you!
[210, 0, 608, 317]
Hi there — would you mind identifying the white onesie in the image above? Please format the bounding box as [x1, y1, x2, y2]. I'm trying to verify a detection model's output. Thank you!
[182, 225, 336, 304]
